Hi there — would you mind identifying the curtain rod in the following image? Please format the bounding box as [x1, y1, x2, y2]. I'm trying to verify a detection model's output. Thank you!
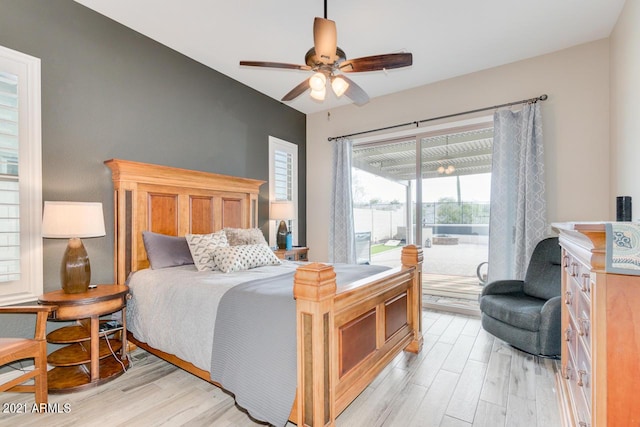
[327, 94, 548, 141]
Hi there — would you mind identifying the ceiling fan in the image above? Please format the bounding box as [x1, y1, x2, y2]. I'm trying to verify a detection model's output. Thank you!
[239, 3, 412, 106]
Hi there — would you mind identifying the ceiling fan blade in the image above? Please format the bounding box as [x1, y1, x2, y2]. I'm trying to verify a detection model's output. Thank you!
[313, 17, 338, 64]
[339, 53, 413, 73]
[281, 77, 311, 102]
[240, 61, 311, 71]
[340, 75, 369, 106]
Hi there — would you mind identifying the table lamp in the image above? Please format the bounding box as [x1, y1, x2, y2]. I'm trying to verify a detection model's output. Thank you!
[42, 201, 106, 294]
[270, 201, 295, 250]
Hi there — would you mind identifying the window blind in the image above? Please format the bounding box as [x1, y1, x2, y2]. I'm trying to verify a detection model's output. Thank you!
[0, 71, 20, 283]
[274, 149, 292, 201]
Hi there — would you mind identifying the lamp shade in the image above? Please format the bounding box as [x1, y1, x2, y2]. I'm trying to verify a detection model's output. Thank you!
[42, 201, 106, 238]
[270, 201, 296, 220]
[309, 72, 326, 91]
[331, 76, 349, 97]
[310, 86, 326, 101]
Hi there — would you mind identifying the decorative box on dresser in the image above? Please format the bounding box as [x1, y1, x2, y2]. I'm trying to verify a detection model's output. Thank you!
[553, 222, 640, 427]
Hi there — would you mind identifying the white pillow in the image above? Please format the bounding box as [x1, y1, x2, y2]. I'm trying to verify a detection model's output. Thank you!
[213, 244, 281, 273]
[185, 231, 229, 271]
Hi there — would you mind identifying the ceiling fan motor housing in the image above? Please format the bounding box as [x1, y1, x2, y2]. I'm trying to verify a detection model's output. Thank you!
[305, 47, 346, 69]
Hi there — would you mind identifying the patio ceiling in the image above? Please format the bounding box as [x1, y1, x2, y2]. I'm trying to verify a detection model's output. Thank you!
[352, 126, 494, 183]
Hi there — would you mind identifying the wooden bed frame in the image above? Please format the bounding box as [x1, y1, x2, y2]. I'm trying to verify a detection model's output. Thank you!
[105, 158, 423, 426]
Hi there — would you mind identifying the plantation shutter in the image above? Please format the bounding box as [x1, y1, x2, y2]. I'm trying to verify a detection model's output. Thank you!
[274, 149, 292, 202]
[0, 71, 20, 282]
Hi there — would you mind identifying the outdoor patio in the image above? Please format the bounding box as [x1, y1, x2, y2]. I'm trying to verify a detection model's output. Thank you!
[370, 242, 486, 315]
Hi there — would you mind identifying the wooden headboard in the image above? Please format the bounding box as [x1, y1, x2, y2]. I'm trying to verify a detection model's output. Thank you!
[105, 159, 265, 284]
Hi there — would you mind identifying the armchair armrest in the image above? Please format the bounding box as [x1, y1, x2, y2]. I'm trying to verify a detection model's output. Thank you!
[0, 305, 57, 341]
[539, 296, 562, 356]
[0, 305, 57, 314]
[481, 280, 524, 297]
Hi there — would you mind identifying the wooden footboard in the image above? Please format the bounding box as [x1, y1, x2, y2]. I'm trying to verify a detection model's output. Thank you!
[294, 245, 423, 426]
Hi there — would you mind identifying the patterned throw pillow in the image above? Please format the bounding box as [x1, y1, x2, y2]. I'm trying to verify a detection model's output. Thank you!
[213, 244, 281, 273]
[185, 230, 229, 271]
[223, 227, 268, 246]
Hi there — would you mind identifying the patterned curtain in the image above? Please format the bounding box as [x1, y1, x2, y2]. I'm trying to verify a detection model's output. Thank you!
[329, 138, 357, 264]
[488, 103, 547, 281]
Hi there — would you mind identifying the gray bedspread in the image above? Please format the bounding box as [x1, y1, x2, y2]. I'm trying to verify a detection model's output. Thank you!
[210, 263, 389, 426]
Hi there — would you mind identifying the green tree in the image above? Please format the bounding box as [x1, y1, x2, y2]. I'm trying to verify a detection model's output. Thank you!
[436, 197, 473, 224]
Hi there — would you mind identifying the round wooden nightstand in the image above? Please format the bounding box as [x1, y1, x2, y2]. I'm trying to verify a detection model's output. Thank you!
[38, 284, 129, 393]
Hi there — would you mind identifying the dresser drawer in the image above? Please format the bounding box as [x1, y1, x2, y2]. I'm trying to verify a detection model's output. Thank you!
[577, 346, 592, 414]
[575, 304, 591, 355]
[564, 274, 578, 319]
[567, 253, 592, 300]
[565, 261, 591, 353]
[565, 312, 578, 363]
[565, 349, 592, 427]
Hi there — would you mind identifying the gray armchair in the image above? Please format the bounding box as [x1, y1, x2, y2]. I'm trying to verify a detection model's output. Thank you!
[479, 237, 562, 357]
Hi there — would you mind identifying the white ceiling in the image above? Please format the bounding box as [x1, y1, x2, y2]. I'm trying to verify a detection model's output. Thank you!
[74, 0, 625, 115]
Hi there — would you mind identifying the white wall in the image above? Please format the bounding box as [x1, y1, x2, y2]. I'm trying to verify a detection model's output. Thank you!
[610, 0, 640, 219]
[307, 40, 610, 262]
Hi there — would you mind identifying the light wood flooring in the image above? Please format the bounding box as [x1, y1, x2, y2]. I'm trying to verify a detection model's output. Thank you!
[0, 309, 560, 427]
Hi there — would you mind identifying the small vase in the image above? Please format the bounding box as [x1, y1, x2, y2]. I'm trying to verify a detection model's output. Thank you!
[286, 232, 293, 250]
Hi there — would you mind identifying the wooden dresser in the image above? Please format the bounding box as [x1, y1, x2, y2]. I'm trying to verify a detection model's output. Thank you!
[553, 222, 640, 427]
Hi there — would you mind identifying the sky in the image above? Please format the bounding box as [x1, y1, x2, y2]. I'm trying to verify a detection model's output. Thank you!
[353, 169, 492, 204]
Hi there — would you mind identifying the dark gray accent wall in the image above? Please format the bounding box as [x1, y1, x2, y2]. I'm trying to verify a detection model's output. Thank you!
[0, 0, 306, 339]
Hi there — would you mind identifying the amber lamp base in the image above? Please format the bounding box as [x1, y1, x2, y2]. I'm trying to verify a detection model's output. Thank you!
[277, 220, 288, 250]
[61, 237, 91, 294]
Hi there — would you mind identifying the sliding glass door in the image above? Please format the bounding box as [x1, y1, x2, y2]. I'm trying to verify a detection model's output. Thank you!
[352, 123, 493, 302]
[352, 138, 416, 267]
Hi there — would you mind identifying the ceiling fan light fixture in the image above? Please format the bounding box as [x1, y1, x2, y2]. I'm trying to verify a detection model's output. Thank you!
[239, 10, 411, 107]
[310, 86, 326, 101]
[309, 72, 327, 91]
[331, 76, 349, 97]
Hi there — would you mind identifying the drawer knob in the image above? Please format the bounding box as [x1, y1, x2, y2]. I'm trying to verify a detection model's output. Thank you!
[578, 317, 589, 337]
[564, 290, 572, 305]
[577, 369, 587, 387]
[570, 262, 578, 277]
[564, 328, 572, 342]
[562, 365, 571, 380]
[581, 273, 590, 293]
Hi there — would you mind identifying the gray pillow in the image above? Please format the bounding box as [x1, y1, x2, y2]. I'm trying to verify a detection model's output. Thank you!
[142, 231, 194, 269]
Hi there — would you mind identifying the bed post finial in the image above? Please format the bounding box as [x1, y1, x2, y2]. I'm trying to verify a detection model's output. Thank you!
[294, 262, 337, 427]
[402, 245, 424, 353]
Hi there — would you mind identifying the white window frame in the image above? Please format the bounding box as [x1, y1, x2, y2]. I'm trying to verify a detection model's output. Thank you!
[268, 136, 298, 247]
[0, 45, 42, 305]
